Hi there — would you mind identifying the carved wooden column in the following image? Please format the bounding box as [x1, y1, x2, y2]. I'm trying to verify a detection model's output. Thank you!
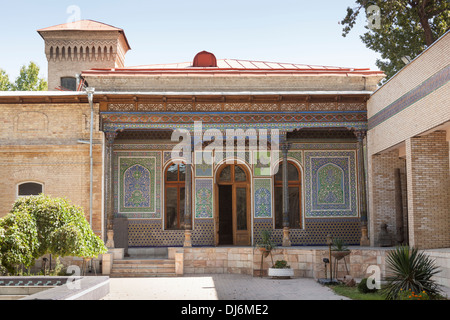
[183, 145, 193, 247]
[355, 130, 370, 246]
[281, 142, 292, 247]
[104, 131, 117, 248]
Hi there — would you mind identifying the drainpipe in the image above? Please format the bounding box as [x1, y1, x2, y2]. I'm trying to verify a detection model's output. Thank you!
[86, 87, 95, 227]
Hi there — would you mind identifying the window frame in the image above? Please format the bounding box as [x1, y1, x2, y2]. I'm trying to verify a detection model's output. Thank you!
[274, 161, 302, 229]
[164, 162, 191, 230]
[16, 181, 44, 198]
[60, 76, 77, 91]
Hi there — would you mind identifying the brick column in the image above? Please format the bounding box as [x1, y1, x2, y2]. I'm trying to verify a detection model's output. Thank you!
[405, 131, 450, 249]
[355, 130, 370, 246]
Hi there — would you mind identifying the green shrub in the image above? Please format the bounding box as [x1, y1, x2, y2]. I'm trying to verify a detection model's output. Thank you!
[273, 260, 290, 269]
[0, 210, 39, 273]
[331, 238, 349, 251]
[0, 194, 107, 274]
[358, 278, 378, 294]
[383, 245, 441, 300]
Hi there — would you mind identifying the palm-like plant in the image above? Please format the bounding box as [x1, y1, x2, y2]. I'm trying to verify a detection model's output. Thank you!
[384, 245, 441, 300]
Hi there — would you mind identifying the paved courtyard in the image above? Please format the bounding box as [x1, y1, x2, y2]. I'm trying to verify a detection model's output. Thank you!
[102, 274, 350, 300]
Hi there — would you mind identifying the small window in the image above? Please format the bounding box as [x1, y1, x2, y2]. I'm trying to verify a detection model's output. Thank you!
[18, 182, 43, 197]
[60, 77, 77, 91]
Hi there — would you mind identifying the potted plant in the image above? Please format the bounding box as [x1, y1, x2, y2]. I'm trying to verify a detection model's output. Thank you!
[255, 230, 277, 277]
[268, 260, 294, 279]
[330, 238, 351, 260]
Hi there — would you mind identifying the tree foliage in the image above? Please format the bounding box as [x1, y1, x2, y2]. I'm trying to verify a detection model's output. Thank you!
[0, 195, 107, 274]
[341, 0, 449, 80]
[0, 69, 11, 91]
[0, 62, 47, 91]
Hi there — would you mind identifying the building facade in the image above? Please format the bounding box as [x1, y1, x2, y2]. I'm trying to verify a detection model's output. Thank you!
[367, 31, 450, 249]
[1, 20, 389, 252]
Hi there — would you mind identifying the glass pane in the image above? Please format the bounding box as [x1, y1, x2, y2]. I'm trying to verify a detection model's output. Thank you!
[18, 183, 42, 196]
[289, 187, 300, 228]
[179, 163, 186, 181]
[219, 166, 231, 182]
[274, 163, 299, 181]
[234, 166, 247, 182]
[274, 187, 283, 229]
[236, 187, 247, 230]
[165, 187, 178, 229]
[166, 164, 178, 181]
[60, 77, 77, 91]
[288, 163, 299, 181]
[179, 187, 185, 228]
[274, 163, 282, 181]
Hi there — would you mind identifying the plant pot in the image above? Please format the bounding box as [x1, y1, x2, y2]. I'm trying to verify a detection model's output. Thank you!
[268, 268, 294, 279]
[331, 250, 351, 260]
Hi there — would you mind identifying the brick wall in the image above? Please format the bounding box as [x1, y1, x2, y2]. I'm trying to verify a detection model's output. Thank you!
[368, 150, 408, 246]
[406, 131, 450, 249]
[0, 103, 104, 235]
[367, 33, 449, 156]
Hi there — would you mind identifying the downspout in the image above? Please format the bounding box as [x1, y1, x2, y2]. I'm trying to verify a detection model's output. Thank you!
[86, 87, 95, 227]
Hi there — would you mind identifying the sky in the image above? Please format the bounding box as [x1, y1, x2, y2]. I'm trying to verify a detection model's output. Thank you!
[0, 0, 381, 81]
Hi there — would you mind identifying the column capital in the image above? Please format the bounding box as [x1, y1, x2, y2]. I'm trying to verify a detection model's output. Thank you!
[105, 131, 118, 145]
[280, 142, 292, 154]
[353, 129, 367, 142]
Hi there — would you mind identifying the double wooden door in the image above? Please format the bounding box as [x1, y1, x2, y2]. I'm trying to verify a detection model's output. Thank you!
[215, 164, 251, 246]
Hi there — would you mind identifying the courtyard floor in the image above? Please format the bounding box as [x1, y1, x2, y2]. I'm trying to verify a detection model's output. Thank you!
[101, 273, 350, 300]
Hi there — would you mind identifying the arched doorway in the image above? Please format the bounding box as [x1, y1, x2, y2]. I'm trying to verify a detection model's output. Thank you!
[215, 163, 251, 246]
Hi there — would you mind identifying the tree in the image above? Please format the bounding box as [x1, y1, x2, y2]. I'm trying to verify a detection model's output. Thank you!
[0, 195, 107, 274]
[341, 0, 449, 80]
[0, 69, 11, 91]
[0, 62, 47, 91]
[12, 61, 48, 91]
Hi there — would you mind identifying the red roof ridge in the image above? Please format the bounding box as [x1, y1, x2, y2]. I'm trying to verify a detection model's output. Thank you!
[115, 57, 372, 72]
[37, 19, 124, 32]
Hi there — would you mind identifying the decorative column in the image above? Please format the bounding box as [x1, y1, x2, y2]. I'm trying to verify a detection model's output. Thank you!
[104, 131, 117, 249]
[183, 144, 193, 247]
[355, 130, 370, 246]
[281, 142, 292, 247]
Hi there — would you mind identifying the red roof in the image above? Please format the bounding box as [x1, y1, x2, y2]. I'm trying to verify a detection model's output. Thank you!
[37, 20, 131, 50]
[37, 19, 123, 32]
[82, 56, 383, 77]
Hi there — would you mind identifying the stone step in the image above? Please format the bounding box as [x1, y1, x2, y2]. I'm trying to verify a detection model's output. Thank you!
[112, 266, 175, 272]
[110, 258, 176, 277]
[127, 248, 169, 259]
[109, 273, 178, 278]
[113, 259, 174, 265]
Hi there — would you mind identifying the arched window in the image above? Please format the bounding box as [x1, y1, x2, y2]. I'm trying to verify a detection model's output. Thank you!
[274, 161, 302, 229]
[17, 182, 43, 197]
[165, 162, 186, 230]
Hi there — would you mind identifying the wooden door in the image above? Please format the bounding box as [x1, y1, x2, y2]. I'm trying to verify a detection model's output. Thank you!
[216, 164, 251, 246]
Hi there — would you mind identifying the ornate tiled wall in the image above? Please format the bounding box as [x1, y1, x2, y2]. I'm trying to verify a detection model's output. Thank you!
[304, 150, 358, 217]
[254, 178, 272, 218]
[114, 151, 161, 219]
[195, 178, 213, 218]
[114, 142, 361, 247]
[254, 218, 361, 246]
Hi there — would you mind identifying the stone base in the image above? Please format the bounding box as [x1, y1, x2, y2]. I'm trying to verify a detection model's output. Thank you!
[317, 278, 339, 285]
[108, 248, 125, 261]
